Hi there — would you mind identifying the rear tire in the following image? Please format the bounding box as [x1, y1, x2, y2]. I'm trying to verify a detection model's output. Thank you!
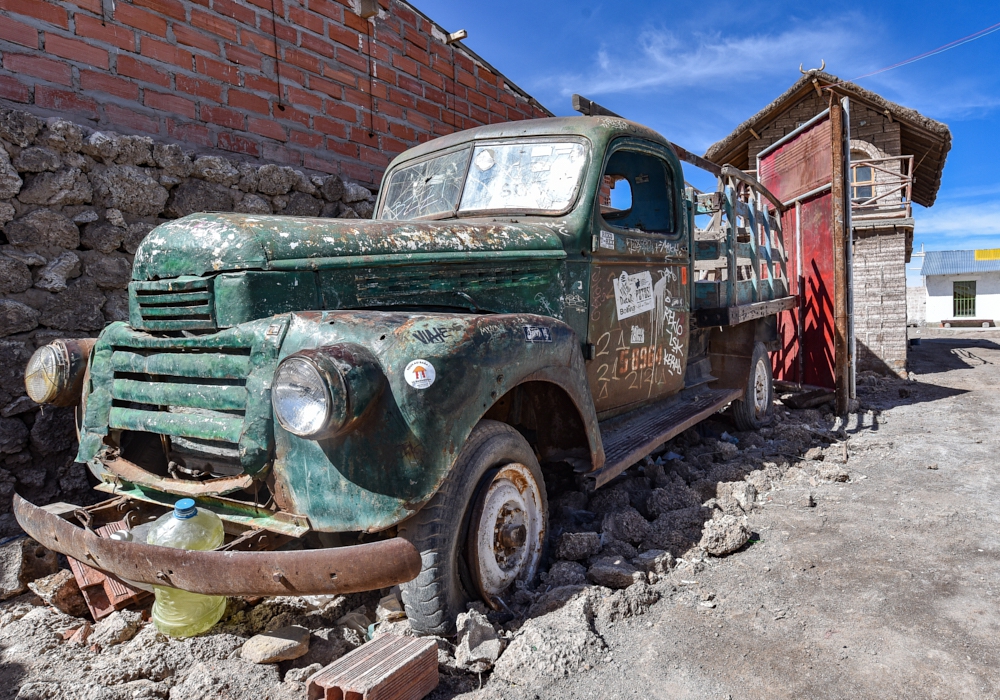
[398, 420, 548, 636]
[730, 342, 774, 431]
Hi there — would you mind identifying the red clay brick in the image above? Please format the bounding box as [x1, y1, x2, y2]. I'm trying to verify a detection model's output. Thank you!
[115, 3, 167, 36]
[289, 6, 325, 35]
[301, 31, 335, 58]
[322, 65, 357, 87]
[314, 114, 348, 138]
[303, 151, 339, 174]
[191, 9, 238, 41]
[0, 0, 68, 28]
[467, 90, 487, 109]
[388, 86, 416, 108]
[36, 85, 99, 118]
[245, 74, 279, 95]
[359, 144, 389, 167]
[324, 100, 357, 122]
[392, 53, 418, 78]
[396, 73, 422, 97]
[378, 100, 404, 120]
[0, 74, 31, 103]
[249, 116, 287, 141]
[176, 74, 223, 102]
[341, 159, 373, 183]
[241, 30, 277, 58]
[287, 85, 323, 111]
[173, 24, 221, 53]
[66, 0, 101, 13]
[262, 141, 300, 165]
[213, 0, 256, 26]
[116, 55, 172, 87]
[342, 8, 369, 33]
[133, 0, 185, 21]
[81, 70, 139, 100]
[285, 48, 322, 74]
[277, 104, 310, 127]
[202, 105, 243, 128]
[388, 120, 415, 140]
[404, 42, 430, 68]
[259, 16, 297, 44]
[105, 103, 160, 132]
[337, 47, 368, 73]
[145, 91, 196, 119]
[225, 44, 263, 69]
[406, 110, 432, 131]
[167, 118, 211, 146]
[309, 0, 342, 22]
[0, 16, 38, 48]
[382, 135, 407, 154]
[310, 76, 343, 99]
[228, 89, 270, 114]
[140, 37, 193, 69]
[218, 130, 261, 156]
[325, 138, 357, 159]
[3, 53, 72, 85]
[46, 33, 110, 69]
[195, 55, 239, 84]
[76, 15, 136, 51]
[327, 23, 359, 51]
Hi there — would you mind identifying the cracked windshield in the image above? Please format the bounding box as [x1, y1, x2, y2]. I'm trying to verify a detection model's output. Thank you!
[380, 141, 587, 220]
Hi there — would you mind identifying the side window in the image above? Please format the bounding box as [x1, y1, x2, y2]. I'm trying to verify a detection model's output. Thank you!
[599, 149, 675, 234]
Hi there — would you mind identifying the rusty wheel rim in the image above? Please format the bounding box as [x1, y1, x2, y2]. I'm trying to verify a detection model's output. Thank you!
[753, 356, 769, 416]
[467, 463, 545, 606]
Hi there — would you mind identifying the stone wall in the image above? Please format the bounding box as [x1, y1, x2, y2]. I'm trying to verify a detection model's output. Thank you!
[852, 228, 908, 377]
[906, 286, 926, 326]
[0, 105, 377, 536]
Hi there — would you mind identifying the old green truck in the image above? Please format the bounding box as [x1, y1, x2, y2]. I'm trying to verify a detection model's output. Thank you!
[16, 98, 794, 634]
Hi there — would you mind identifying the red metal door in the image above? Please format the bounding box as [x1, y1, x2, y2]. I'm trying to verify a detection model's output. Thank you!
[758, 114, 836, 389]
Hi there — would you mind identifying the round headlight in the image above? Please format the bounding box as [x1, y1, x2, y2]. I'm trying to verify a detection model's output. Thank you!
[25, 345, 63, 404]
[273, 357, 332, 437]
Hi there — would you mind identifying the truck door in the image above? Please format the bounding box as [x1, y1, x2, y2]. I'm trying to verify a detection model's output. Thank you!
[586, 139, 690, 414]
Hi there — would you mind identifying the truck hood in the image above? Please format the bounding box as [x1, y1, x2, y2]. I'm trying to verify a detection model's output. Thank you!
[132, 213, 566, 281]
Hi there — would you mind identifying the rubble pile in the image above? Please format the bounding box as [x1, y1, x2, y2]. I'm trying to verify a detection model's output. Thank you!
[0, 398, 875, 699]
[0, 106, 378, 538]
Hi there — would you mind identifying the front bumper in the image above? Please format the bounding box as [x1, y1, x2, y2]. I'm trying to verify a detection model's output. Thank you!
[13, 495, 421, 597]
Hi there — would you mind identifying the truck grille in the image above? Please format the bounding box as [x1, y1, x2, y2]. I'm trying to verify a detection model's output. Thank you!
[130, 276, 215, 332]
[354, 261, 553, 304]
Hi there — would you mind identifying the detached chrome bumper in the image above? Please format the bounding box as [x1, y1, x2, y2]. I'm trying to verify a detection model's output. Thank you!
[13, 494, 421, 597]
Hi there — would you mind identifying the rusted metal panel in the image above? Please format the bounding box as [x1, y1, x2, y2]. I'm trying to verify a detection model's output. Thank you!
[14, 494, 422, 597]
[757, 119, 833, 203]
[307, 634, 438, 700]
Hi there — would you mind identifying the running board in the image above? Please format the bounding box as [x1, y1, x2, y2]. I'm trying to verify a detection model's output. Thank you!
[589, 387, 742, 489]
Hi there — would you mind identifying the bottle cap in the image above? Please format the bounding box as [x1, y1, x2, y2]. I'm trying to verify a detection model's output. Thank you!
[173, 498, 197, 519]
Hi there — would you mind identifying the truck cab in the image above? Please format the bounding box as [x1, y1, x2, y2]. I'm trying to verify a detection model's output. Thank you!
[16, 113, 794, 634]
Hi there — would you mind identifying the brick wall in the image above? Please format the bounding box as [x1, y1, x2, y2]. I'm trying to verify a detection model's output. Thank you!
[852, 229, 908, 376]
[0, 0, 549, 186]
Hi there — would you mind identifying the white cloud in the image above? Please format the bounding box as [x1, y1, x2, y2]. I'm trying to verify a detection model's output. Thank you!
[538, 21, 869, 98]
[916, 201, 1000, 240]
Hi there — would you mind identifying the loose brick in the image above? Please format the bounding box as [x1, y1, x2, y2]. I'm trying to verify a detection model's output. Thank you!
[0, 15, 38, 48]
[35, 86, 99, 119]
[217, 130, 260, 155]
[76, 15, 136, 51]
[115, 3, 167, 36]
[81, 70, 139, 100]
[116, 55, 172, 88]
[46, 34, 110, 69]
[0, 0, 68, 28]
[3, 53, 72, 86]
[145, 91, 196, 119]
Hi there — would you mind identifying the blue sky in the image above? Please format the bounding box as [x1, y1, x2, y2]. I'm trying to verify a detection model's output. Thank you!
[414, 0, 1000, 284]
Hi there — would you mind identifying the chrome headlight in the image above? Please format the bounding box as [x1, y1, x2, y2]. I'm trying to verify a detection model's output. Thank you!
[24, 339, 95, 406]
[272, 345, 384, 439]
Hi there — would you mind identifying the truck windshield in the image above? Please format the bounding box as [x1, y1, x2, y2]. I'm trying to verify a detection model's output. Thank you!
[380, 140, 588, 220]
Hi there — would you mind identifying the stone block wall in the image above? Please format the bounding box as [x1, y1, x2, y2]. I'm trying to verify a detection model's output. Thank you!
[906, 286, 926, 326]
[852, 228, 908, 376]
[0, 106, 377, 536]
[0, 0, 548, 186]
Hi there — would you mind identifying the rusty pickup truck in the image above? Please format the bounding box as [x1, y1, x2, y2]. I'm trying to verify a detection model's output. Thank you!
[16, 97, 795, 635]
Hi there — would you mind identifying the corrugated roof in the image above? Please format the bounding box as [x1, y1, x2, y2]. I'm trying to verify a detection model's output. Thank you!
[920, 250, 1000, 276]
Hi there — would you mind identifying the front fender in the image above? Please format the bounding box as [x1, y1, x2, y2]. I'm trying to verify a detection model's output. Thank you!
[272, 310, 600, 532]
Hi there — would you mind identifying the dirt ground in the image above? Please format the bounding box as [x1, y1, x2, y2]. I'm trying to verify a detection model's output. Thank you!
[468, 327, 1000, 700]
[2, 328, 998, 699]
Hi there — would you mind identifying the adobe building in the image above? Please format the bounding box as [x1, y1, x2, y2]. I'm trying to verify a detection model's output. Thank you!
[705, 70, 952, 376]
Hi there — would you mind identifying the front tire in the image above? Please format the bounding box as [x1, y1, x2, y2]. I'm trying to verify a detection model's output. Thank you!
[398, 420, 548, 636]
[729, 342, 774, 431]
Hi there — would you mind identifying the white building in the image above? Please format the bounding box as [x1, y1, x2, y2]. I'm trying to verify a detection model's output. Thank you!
[920, 250, 1000, 327]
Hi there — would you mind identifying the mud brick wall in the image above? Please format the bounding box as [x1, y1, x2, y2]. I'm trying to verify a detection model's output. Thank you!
[852, 229, 909, 377]
[0, 0, 548, 186]
[0, 106, 381, 536]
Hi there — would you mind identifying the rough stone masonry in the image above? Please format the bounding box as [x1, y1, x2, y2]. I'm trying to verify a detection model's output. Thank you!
[0, 106, 378, 536]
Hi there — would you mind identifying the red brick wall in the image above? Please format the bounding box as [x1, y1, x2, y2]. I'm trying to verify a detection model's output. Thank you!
[0, 0, 550, 185]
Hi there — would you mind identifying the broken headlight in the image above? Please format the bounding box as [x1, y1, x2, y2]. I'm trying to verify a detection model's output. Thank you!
[24, 338, 95, 406]
[272, 345, 385, 439]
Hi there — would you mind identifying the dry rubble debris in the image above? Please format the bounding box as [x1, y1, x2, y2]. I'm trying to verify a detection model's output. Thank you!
[241, 625, 312, 664]
[27, 569, 88, 617]
[0, 536, 59, 600]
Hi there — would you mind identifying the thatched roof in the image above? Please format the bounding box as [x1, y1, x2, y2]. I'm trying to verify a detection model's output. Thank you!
[704, 71, 952, 207]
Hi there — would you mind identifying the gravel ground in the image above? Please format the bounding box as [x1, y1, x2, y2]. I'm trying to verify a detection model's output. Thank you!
[2, 328, 997, 699]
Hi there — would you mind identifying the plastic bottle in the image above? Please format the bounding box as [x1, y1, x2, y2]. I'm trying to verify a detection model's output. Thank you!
[146, 498, 227, 637]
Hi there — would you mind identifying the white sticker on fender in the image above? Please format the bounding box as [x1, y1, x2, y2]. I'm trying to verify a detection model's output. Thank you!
[613, 270, 655, 320]
[404, 359, 436, 389]
[599, 230, 615, 249]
